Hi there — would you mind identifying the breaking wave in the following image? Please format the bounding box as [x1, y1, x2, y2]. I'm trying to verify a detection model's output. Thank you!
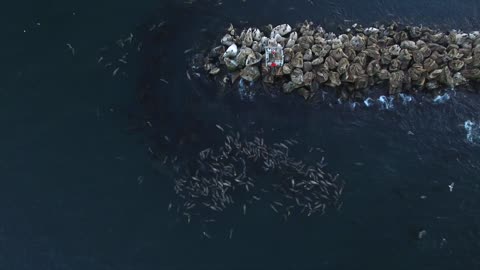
[464, 120, 480, 143]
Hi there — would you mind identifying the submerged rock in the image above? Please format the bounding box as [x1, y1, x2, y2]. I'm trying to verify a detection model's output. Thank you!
[297, 87, 311, 100]
[209, 67, 221, 75]
[240, 66, 260, 81]
[282, 81, 302, 93]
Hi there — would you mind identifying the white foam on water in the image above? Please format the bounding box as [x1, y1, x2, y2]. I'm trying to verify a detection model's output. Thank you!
[399, 93, 414, 105]
[464, 120, 476, 143]
[433, 93, 450, 104]
[363, 97, 374, 107]
[378, 95, 394, 110]
[349, 101, 359, 110]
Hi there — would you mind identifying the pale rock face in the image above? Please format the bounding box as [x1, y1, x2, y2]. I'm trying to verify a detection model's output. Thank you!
[260, 36, 269, 47]
[267, 38, 278, 48]
[282, 81, 300, 93]
[221, 33, 235, 46]
[286, 39, 296, 48]
[253, 28, 263, 41]
[227, 23, 235, 35]
[338, 34, 349, 44]
[469, 31, 480, 40]
[289, 32, 298, 42]
[275, 33, 287, 45]
[242, 28, 254, 47]
[456, 33, 469, 45]
[223, 44, 238, 58]
[364, 27, 379, 35]
[286, 32, 298, 48]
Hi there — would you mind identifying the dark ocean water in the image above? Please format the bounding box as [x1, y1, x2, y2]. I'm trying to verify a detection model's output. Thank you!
[1, 0, 480, 269]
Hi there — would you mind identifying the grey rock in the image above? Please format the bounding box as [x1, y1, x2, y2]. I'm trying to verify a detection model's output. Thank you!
[242, 28, 253, 47]
[400, 40, 417, 50]
[282, 64, 292, 75]
[291, 68, 304, 85]
[311, 57, 324, 66]
[240, 66, 260, 81]
[303, 71, 314, 85]
[272, 24, 292, 37]
[351, 35, 366, 51]
[303, 49, 313, 61]
[303, 61, 313, 72]
[291, 52, 304, 68]
[221, 34, 235, 46]
[282, 81, 301, 93]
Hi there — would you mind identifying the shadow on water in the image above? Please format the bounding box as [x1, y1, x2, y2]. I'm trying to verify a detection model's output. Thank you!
[125, 0, 480, 269]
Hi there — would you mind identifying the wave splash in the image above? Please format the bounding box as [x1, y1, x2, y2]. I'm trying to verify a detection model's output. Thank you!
[238, 79, 255, 101]
[464, 120, 480, 143]
[433, 93, 451, 104]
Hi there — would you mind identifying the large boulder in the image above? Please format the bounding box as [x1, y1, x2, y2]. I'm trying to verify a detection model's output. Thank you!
[240, 66, 260, 82]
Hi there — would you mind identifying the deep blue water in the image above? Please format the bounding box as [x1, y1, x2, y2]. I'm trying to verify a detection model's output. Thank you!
[1, 0, 480, 269]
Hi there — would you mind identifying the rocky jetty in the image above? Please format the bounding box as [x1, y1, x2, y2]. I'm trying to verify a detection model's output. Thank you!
[204, 21, 480, 100]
